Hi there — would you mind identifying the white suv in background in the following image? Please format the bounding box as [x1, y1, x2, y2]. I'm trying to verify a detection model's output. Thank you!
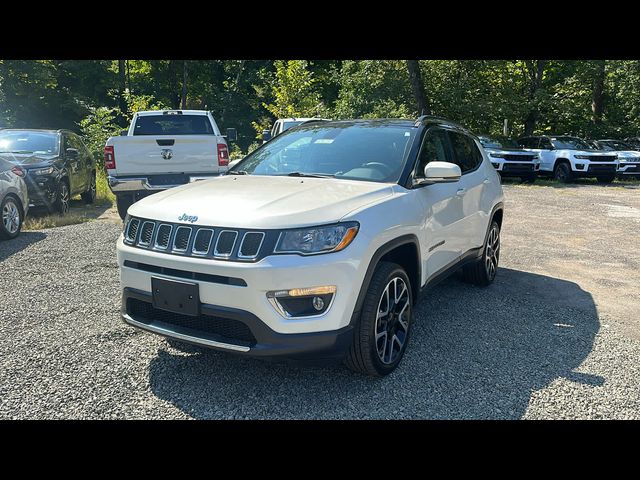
[589, 139, 640, 179]
[478, 135, 540, 182]
[117, 116, 504, 376]
[517, 135, 618, 183]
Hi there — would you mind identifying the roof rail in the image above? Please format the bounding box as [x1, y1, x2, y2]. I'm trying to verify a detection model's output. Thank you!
[414, 114, 467, 130]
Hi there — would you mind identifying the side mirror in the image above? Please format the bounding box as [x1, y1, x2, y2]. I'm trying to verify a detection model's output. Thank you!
[262, 129, 272, 142]
[226, 128, 237, 143]
[66, 148, 79, 159]
[120, 130, 128, 136]
[414, 161, 461, 186]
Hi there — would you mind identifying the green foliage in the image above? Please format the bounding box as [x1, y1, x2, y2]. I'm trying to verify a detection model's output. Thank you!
[78, 107, 121, 163]
[262, 60, 325, 119]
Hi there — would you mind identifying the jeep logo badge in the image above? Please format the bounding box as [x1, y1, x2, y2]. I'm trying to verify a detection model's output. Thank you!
[178, 214, 198, 223]
[161, 148, 173, 160]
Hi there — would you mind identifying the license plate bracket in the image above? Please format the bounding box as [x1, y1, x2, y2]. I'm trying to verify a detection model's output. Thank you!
[152, 277, 200, 317]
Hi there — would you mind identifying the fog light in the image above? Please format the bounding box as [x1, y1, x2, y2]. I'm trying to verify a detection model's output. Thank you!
[267, 286, 336, 318]
[492, 163, 500, 169]
[312, 296, 325, 311]
[575, 163, 585, 170]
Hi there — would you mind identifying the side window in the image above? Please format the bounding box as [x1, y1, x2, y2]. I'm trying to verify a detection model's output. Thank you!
[271, 121, 280, 137]
[415, 128, 449, 177]
[539, 138, 552, 150]
[448, 131, 483, 174]
[67, 133, 82, 151]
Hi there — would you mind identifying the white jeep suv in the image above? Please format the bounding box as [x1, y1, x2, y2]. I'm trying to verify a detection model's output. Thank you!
[117, 117, 504, 376]
[517, 135, 618, 183]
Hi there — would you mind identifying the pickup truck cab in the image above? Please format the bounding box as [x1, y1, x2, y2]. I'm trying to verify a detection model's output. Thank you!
[105, 110, 236, 219]
[517, 135, 618, 183]
[261, 118, 329, 142]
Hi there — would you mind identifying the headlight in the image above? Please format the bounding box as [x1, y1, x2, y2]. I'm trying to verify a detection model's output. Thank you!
[574, 155, 590, 159]
[275, 222, 359, 255]
[489, 153, 505, 158]
[30, 166, 54, 175]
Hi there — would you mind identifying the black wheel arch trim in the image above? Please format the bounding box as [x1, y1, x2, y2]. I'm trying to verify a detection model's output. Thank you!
[348, 234, 421, 327]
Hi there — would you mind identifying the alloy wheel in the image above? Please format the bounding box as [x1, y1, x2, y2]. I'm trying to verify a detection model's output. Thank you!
[374, 277, 411, 364]
[484, 224, 500, 280]
[2, 199, 20, 234]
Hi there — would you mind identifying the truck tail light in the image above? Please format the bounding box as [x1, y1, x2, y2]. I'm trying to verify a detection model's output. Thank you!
[11, 166, 25, 177]
[217, 143, 229, 167]
[104, 145, 116, 170]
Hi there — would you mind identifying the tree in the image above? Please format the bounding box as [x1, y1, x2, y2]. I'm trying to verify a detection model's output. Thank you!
[592, 60, 606, 126]
[406, 60, 430, 115]
[262, 60, 323, 119]
[523, 60, 547, 135]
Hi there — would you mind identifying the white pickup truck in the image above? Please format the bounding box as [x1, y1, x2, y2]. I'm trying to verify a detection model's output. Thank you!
[105, 110, 236, 219]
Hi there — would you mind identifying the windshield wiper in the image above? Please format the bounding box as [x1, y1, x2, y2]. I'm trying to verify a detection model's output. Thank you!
[285, 171, 334, 178]
[228, 170, 249, 175]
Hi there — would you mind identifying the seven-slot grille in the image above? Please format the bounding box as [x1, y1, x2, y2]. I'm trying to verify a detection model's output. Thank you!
[585, 155, 617, 162]
[124, 217, 266, 261]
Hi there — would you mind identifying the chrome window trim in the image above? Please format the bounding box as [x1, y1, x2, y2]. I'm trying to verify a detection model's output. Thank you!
[238, 231, 265, 259]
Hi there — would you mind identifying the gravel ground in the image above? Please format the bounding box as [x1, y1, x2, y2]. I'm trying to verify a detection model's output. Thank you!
[1, 183, 639, 419]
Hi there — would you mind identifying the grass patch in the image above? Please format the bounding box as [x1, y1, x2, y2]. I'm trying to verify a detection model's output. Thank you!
[24, 213, 91, 230]
[97, 168, 115, 204]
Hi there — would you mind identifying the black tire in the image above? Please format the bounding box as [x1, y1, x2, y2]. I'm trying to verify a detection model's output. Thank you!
[345, 262, 414, 377]
[596, 175, 616, 184]
[553, 162, 573, 183]
[0, 194, 23, 240]
[463, 220, 501, 287]
[52, 179, 70, 215]
[521, 174, 537, 184]
[81, 171, 96, 204]
[116, 195, 133, 221]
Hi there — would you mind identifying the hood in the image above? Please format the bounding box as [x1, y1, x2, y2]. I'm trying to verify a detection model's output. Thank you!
[614, 150, 640, 158]
[0, 153, 58, 167]
[485, 147, 530, 154]
[128, 175, 394, 229]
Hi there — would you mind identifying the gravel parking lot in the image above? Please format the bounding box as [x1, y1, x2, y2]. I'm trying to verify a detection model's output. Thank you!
[1, 183, 639, 419]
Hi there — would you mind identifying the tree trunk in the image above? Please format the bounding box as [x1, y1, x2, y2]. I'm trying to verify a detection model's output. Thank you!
[406, 60, 430, 116]
[180, 60, 188, 110]
[117, 59, 128, 116]
[221, 60, 246, 124]
[523, 60, 546, 135]
[591, 60, 606, 125]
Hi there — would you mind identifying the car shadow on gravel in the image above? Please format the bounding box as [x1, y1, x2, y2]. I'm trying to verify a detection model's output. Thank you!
[0, 231, 46, 261]
[147, 267, 602, 419]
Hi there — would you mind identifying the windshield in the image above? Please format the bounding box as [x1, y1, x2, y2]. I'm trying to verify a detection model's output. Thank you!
[600, 140, 633, 151]
[132, 114, 214, 135]
[282, 121, 304, 132]
[551, 137, 592, 150]
[0, 131, 59, 155]
[231, 122, 417, 183]
[478, 136, 519, 149]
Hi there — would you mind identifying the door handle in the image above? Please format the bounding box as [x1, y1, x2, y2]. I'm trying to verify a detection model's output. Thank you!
[456, 188, 466, 197]
[483, 177, 491, 184]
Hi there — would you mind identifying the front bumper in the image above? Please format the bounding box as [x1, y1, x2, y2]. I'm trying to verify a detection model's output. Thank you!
[122, 288, 354, 360]
[24, 174, 57, 207]
[491, 160, 540, 176]
[617, 163, 640, 176]
[117, 234, 368, 355]
[108, 174, 221, 193]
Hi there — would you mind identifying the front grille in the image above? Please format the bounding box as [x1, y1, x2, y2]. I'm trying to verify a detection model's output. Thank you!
[155, 224, 172, 249]
[586, 155, 616, 162]
[125, 218, 140, 243]
[215, 230, 237, 256]
[139, 221, 155, 246]
[503, 154, 535, 161]
[239, 232, 264, 258]
[123, 217, 270, 262]
[588, 164, 616, 173]
[173, 226, 192, 252]
[128, 298, 256, 346]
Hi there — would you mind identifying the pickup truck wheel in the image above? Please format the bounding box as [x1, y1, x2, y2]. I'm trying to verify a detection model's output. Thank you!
[463, 220, 500, 287]
[53, 180, 70, 215]
[0, 195, 23, 240]
[81, 172, 96, 204]
[116, 196, 133, 221]
[553, 162, 573, 183]
[345, 262, 413, 377]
